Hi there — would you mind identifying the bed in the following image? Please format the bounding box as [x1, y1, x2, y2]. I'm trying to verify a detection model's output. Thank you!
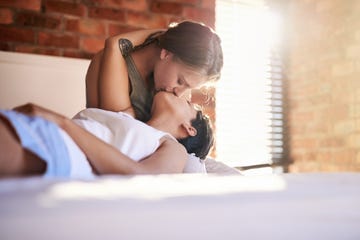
[1, 51, 360, 239]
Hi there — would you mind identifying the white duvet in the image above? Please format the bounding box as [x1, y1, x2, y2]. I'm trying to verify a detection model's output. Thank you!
[1, 173, 359, 240]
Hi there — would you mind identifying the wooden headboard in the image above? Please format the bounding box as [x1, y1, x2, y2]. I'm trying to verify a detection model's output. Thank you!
[0, 51, 90, 118]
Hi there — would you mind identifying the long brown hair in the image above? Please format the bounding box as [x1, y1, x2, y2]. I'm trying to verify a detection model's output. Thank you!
[134, 21, 224, 82]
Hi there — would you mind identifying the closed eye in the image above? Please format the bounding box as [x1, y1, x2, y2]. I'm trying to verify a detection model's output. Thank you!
[178, 75, 190, 88]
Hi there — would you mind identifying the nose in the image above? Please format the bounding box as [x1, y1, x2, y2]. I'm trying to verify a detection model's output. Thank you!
[163, 87, 179, 97]
[174, 87, 187, 97]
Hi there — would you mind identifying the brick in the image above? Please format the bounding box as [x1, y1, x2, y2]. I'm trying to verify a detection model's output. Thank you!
[0, 8, 13, 24]
[318, 162, 342, 172]
[329, 104, 349, 121]
[332, 149, 357, 164]
[121, 0, 148, 11]
[315, 0, 335, 13]
[171, 0, 198, 5]
[151, 1, 183, 15]
[292, 138, 318, 149]
[0, 42, 12, 51]
[0, 26, 34, 43]
[356, 151, 360, 164]
[315, 151, 332, 162]
[89, 7, 126, 21]
[313, 120, 331, 134]
[203, 105, 214, 118]
[16, 12, 61, 29]
[191, 87, 215, 107]
[289, 125, 307, 135]
[347, 133, 360, 148]
[38, 32, 79, 48]
[183, 6, 215, 28]
[127, 12, 168, 28]
[86, 0, 148, 11]
[201, 0, 215, 10]
[63, 50, 93, 59]
[0, 0, 41, 11]
[356, 88, 360, 103]
[349, 103, 360, 118]
[296, 160, 319, 172]
[319, 137, 344, 148]
[66, 19, 106, 36]
[355, 29, 360, 41]
[45, 0, 86, 17]
[108, 24, 141, 37]
[355, 119, 360, 132]
[346, 44, 360, 59]
[309, 93, 331, 106]
[291, 111, 314, 122]
[167, 16, 186, 25]
[89, 0, 123, 8]
[331, 61, 354, 76]
[81, 37, 105, 54]
[14, 45, 61, 56]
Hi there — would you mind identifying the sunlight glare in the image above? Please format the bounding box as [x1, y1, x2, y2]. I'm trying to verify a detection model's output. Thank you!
[37, 174, 287, 206]
[215, 1, 282, 168]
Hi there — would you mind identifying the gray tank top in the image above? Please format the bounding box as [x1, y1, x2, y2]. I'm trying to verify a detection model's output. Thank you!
[124, 54, 154, 122]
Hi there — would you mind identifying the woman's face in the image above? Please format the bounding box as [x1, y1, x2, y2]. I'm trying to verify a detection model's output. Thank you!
[153, 50, 207, 97]
[152, 91, 198, 122]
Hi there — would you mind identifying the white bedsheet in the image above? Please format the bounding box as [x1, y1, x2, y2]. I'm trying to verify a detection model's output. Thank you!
[1, 173, 360, 239]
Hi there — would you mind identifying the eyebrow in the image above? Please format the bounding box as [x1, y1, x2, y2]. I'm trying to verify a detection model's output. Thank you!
[179, 74, 191, 88]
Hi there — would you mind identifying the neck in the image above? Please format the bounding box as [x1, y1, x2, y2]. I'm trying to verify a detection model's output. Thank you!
[146, 114, 180, 139]
[132, 44, 161, 85]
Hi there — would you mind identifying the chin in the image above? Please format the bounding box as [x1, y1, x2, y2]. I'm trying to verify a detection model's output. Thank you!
[156, 91, 171, 97]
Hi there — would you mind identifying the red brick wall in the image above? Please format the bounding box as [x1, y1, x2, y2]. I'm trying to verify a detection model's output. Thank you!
[0, 0, 215, 58]
[285, 0, 360, 172]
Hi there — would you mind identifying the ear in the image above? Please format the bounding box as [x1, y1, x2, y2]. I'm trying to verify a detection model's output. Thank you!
[181, 123, 197, 137]
[160, 49, 171, 60]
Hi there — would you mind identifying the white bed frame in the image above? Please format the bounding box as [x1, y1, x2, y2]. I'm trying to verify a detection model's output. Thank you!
[1, 51, 360, 240]
[0, 51, 89, 118]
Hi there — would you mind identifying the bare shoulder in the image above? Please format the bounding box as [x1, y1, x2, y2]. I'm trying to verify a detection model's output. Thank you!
[159, 137, 188, 172]
[160, 136, 187, 157]
[139, 136, 187, 173]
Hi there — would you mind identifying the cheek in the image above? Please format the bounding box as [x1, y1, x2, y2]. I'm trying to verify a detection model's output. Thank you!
[188, 75, 207, 89]
[154, 63, 175, 89]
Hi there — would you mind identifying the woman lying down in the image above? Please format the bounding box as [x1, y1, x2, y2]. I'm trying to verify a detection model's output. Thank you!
[0, 92, 213, 178]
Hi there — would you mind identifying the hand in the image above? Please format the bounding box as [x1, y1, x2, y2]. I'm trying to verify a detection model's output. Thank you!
[13, 103, 66, 126]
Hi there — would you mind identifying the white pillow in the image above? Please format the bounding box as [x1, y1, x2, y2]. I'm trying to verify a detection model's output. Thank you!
[205, 158, 242, 175]
[183, 154, 207, 173]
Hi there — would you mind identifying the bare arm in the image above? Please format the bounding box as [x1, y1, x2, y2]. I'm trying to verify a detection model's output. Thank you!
[93, 29, 165, 114]
[61, 117, 187, 174]
[14, 103, 187, 175]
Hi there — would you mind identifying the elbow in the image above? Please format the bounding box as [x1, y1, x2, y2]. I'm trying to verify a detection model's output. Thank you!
[104, 36, 120, 51]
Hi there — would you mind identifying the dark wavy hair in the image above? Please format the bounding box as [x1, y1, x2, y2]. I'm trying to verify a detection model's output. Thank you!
[178, 111, 214, 159]
[134, 20, 223, 82]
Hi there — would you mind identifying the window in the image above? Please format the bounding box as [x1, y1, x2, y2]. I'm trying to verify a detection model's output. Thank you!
[215, 0, 287, 174]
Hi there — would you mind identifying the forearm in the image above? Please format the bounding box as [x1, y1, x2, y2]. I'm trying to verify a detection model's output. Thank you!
[110, 29, 165, 47]
[98, 36, 131, 112]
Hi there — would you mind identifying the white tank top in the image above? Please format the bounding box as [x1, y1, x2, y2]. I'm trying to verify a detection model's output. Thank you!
[72, 108, 175, 162]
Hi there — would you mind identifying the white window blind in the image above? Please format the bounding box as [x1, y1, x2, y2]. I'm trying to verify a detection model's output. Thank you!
[215, 0, 285, 173]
